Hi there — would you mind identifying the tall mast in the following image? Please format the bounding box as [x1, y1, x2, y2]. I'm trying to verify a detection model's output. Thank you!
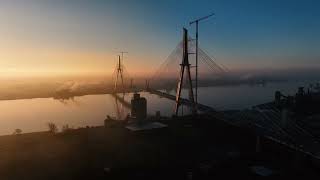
[190, 12, 215, 112]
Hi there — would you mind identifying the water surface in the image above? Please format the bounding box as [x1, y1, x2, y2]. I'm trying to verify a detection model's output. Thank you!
[0, 81, 314, 135]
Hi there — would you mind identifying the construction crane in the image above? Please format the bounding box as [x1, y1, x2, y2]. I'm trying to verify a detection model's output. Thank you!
[189, 12, 215, 112]
[119, 51, 128, 63]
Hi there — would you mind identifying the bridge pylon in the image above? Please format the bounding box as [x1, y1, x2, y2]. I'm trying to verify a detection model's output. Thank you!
[175, 28, 197, 115]
[114, 55, 124, 93]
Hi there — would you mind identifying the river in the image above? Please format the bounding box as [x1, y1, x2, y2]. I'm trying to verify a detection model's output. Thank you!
[0, 81, 315, 135]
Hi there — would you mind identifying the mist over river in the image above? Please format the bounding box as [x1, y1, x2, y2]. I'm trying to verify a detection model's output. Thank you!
[0, 81, 315, 135]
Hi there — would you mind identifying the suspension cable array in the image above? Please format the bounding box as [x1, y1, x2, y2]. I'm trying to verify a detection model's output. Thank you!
[150, 35, 227, 91]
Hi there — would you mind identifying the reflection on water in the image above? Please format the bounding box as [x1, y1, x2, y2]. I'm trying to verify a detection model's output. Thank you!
[0, 81, 315, 135]
[113, 94, 130, 120]
[0, 92, 175, 135]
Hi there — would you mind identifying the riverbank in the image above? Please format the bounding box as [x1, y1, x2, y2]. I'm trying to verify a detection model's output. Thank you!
[0, 115, 319, 179]
[0, 78, 291, 102]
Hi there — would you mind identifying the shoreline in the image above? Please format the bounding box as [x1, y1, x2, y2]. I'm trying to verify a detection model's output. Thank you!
[0, 80, 292, 102]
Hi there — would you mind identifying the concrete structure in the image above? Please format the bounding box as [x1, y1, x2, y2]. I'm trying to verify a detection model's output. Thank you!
[131, 93, 147, 122]
[175, 28, 196, 116]
[126, 93, 167, 131]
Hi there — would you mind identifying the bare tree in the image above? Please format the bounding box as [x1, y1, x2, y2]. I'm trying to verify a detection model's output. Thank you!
[47, 122, 58, 134]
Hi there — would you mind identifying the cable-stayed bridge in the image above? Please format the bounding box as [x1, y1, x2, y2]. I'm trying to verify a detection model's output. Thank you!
[111, 28, 320, 159]
[112, 28, 227, 115]
[146, 30, 226, 114]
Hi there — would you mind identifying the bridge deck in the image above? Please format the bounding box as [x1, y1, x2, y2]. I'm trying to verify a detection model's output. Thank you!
[147, 88, 215, 112]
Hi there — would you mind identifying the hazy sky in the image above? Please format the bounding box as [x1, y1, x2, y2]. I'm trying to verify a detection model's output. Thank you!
[0, 0, 319, 77]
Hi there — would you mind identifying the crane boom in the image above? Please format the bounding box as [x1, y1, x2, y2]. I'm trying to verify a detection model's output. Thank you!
[119, 51, 128, 60]
[190, 12, 215, 25]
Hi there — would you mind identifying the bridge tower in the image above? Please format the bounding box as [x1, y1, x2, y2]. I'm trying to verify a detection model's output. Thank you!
[114, 55, 124, 93]
[175, 28, 196, 115]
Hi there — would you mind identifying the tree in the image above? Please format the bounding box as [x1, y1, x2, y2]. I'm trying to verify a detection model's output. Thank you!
[13, 129, 22, 135]
[47, 122, 58, 134]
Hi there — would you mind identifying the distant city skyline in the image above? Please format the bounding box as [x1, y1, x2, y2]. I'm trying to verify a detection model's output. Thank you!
[0, 0, 319, 77]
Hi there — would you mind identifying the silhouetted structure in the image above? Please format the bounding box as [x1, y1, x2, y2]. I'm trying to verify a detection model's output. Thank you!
[189, 12, 215, 107]
[131, 93, 147, 122]
[175, 28, 196, 115]
[114, 55, 124, 93]
[148, 27, 226, 115]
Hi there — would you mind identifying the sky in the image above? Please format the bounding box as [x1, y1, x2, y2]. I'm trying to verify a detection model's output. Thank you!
[0, 0, 319, 78]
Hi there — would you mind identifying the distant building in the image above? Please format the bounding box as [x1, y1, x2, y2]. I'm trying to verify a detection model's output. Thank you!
[131, 93, 147, 122]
